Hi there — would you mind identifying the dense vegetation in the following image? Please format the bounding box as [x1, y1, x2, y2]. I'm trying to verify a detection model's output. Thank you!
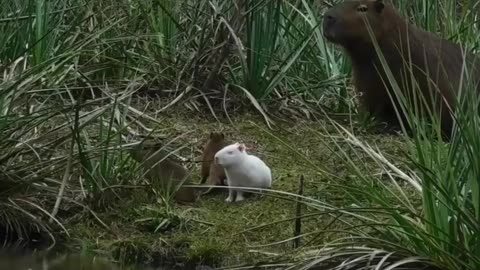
[1, 0, 479, 269]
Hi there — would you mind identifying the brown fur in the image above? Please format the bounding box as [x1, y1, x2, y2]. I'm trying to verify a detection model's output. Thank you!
[200, 132, 227, 193]
[323, 0, 480, 138]
[129, 143, 199, 203]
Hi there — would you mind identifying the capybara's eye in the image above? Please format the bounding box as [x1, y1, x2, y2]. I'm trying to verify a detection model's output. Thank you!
[356, 5, 368, 12]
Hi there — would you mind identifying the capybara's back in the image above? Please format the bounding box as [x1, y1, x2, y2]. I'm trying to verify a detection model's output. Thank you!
[130, 143, 198, 203]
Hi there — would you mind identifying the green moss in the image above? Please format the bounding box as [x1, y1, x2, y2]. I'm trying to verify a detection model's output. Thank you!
[66, 110, 412, 267]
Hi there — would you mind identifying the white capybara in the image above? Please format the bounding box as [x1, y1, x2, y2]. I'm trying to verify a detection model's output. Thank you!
[214, 142, 272, 203]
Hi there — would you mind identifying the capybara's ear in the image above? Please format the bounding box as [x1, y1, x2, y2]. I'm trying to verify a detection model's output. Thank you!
[374, 0, 385, 13]
[238, 143, 246, 152]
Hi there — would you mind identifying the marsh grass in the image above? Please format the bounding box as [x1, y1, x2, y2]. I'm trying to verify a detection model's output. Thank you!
[234, 1, 480, 269]
[0, 0, 346, 236]
[0, 0, 480, 269]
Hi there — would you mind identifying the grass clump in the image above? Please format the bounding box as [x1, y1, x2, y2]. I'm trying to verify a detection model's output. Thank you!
[0, 0, 479, 270]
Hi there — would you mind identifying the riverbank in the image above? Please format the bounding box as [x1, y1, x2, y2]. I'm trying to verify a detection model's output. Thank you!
[57, 109, 412, 269]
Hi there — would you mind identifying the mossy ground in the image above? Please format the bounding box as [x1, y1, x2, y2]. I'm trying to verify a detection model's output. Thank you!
[66, 107, 416, 268]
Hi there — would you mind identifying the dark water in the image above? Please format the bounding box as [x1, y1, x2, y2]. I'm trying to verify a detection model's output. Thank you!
[0, 252, 216, 270]
[0, 253, 147, 270]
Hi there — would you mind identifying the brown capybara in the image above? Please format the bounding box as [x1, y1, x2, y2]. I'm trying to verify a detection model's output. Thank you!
[322, 0, 480, 138]
[129, 143, 199, 204]
[200, 132, 227, 193]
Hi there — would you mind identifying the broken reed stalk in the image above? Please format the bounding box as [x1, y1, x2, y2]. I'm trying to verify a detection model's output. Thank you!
[293, 174, 304, 249]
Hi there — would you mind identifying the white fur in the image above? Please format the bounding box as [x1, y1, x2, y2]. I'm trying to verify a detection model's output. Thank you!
[214, 142, 272, 203]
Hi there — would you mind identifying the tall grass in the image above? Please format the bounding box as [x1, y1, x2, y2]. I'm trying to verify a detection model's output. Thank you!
[0, 0, 344, 243]
[241, 1, 480, 270]
[0, 0, 480, 269]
